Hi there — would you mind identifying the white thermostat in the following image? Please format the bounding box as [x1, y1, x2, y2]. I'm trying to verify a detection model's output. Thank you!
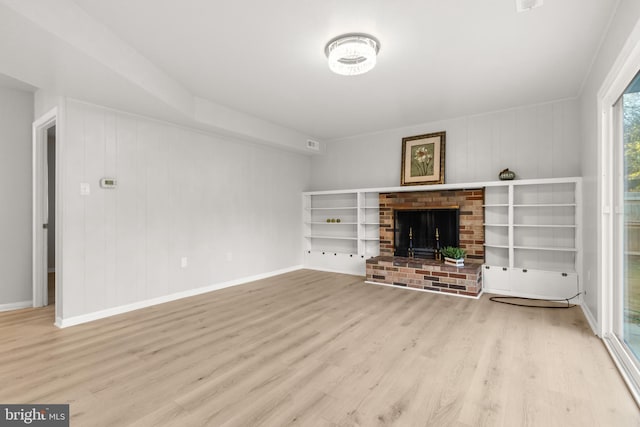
[100, 178, 118, 189]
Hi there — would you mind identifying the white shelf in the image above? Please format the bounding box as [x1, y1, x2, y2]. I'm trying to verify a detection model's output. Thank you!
[483, 204, 509, 207]
[484, 223, 508, 227]
[513, 245, 577, 252]
[513, 224, 576, 228]
[513, 203, 576, 208]
[306, 222, 357, 225]
[310, 250, 356, 255]
[484, 244, 510, 249]
[363, 222, 381, 225]
[305, 235, 357, 241]
[307, 206, 358, 210]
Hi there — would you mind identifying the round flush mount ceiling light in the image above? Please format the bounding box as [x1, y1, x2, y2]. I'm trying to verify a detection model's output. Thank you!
[324, 34, 380, 76]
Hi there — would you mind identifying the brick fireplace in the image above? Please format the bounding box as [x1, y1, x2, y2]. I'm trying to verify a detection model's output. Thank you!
[379, 189, 485, 260]
[366, 189, 485, 297]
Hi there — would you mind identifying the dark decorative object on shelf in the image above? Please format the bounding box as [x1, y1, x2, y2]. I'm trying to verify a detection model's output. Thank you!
[499, 168, 516, 180]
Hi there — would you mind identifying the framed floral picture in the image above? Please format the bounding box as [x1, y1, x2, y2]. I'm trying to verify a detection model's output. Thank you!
[400, 131, 446, 186]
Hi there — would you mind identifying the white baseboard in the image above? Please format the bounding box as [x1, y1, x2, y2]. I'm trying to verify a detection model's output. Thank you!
[580, 302, 599, 336]
[365, 280, 483, 300]
[305, 266, 365, 276]
[56, 265, 303, 328]
[0, 300, 32, 312]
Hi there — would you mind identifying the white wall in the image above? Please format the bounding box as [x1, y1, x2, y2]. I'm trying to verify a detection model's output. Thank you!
[310, 99, 580, 191]
[59, 99, 310, 320]
[0, 86, 33, 307]
[579, 1, 640, 326]
[34, 91, 61, 119]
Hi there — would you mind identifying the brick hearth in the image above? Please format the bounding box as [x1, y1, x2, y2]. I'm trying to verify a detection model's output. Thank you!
[366, 256, 483, 297]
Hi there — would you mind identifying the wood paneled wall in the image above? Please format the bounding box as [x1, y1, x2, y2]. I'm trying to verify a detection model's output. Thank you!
[59, 100, 310, 320]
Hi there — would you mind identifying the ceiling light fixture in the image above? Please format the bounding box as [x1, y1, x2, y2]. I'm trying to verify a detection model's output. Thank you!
[324, 34, 380, 76]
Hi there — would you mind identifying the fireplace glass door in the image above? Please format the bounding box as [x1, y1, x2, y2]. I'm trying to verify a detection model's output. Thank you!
[394, 209, 459, 258]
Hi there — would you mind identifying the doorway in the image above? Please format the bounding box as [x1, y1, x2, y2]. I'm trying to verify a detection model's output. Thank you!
[46, 126, 56, 305]
[32, 108, 58, 319]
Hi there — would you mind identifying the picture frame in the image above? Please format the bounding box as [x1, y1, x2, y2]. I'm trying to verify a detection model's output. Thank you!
[400, 131, 446, 186]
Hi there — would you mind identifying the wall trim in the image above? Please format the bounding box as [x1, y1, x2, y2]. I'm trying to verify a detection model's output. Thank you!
[305, 266, 365, 275]
[56, 265, 303, 328]
[581, 301, 599, 336]
[0, 300, 32, 312]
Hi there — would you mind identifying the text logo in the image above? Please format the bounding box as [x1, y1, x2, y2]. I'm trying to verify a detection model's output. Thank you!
[0, 405, 69, 426]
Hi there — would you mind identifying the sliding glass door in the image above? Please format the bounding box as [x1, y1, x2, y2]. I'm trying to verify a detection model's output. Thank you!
[615, 71, 640, 367]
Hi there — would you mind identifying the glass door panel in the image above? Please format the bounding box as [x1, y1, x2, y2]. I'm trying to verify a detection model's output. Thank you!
[619, 71, 640, 361]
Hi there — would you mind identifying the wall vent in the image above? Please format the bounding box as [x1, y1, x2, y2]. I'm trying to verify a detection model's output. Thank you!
[516, 0, 542, 12]
[306, 139, 320, 151]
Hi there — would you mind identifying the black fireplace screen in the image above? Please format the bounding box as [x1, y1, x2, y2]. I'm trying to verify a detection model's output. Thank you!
[394, 209, 459, 258]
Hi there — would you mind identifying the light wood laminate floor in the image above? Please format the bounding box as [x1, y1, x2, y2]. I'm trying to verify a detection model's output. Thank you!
[0, 270, 638, 426]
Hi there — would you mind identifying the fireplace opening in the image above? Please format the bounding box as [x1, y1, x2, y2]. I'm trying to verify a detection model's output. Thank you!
[394, 208, 460, 258]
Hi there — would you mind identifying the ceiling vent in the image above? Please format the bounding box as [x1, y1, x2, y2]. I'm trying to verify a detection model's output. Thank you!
[516, 0, 543, 12]
[306, 139, 320, 151]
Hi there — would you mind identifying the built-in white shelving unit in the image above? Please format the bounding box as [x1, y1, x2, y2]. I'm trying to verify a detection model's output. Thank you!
[483, 177, 581, 300]
[303, 177, 582, 299]
[303, 190, 380, 275]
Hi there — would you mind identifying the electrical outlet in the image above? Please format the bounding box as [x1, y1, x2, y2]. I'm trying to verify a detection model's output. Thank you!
[181, 257, 188, 268]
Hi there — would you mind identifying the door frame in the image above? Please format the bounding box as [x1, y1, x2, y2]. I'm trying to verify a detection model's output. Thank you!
[32, 107, 59, 316]
[598, 18, 640, 406]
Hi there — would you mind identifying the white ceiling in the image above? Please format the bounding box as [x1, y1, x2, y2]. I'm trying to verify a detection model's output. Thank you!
[0, 0, 618, 142]
[70, 0, 616, 140]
